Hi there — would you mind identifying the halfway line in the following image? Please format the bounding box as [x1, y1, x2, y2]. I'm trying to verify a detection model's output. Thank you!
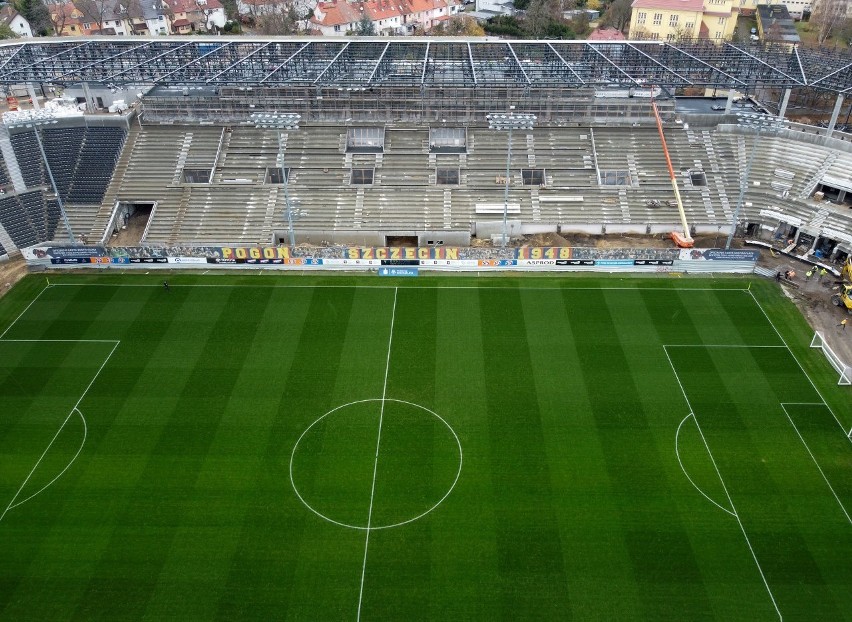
[357, 286, 398, 621]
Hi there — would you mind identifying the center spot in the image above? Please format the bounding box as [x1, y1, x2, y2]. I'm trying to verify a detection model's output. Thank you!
[290, 399, 462, 530]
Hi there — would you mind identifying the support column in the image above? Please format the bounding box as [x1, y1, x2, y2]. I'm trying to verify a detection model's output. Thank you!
[826, 93, 844, 137]
[808, 235, 819, 256]
[26, 83, 39, 110]
[724, 89, 735, 114]
[81, 82, 95, 113]
[778, 88, 791, 121]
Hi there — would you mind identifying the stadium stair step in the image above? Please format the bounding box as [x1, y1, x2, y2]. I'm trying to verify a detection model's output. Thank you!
[90, 121, 141, 242]
[798, 153, 838, 200]
[167, 188, 192, 244]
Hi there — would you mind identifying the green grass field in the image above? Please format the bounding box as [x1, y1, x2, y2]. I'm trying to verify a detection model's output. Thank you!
[1, 274, 850, 621]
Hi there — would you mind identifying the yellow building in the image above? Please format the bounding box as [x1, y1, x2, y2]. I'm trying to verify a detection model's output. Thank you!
[629, 0, 739, 41]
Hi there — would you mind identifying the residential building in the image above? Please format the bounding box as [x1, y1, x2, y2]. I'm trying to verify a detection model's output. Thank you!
[238, 0, 317, 19]
[756, 3, 801, 47]
[474, 0, 513, 15]
[49, 0, 159, 35]
[165, 0, 226, 32]
[629, 0, 738, 40]
[310, 0, 460, 35]
[780, 0, 811, 19]
[0, 6, 33, 36]
[629, 0, 704, 40]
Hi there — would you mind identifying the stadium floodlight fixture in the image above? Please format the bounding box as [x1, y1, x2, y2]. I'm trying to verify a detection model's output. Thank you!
[5, 114, 75, 245]
[251, 112, 301, 248]
[725, 112, 788, 250]
[487, 112, 537, 247]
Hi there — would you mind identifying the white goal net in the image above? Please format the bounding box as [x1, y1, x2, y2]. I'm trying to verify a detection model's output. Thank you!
[810, 331, 852, 386]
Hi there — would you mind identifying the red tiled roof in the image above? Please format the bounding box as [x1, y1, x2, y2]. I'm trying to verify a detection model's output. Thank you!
[166, 0, 223, 12]
[312, 0, 450, 27]
[0, 6, 20, 26]
[588, 27, 625, 40]
[631, 0, 703, 10]
[172, 17, 192, 26]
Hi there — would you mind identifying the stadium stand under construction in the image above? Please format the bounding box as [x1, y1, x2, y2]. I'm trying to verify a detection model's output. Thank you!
[0, 37, 849, 259]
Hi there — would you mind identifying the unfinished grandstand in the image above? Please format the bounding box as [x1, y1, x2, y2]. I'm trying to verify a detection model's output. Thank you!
[0, 38, 850, 261]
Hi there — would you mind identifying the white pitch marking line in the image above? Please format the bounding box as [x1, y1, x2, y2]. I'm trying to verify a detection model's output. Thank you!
[7, 408, 88, 511]
[664, 344, 787, 348]
[44, 282, 751, 292]
[663, 345, 783, 621]
[0, 341, 119, 522]
[0, 284, 50, 340]
[289, 398, 462, 531]
[675, 413, 736, 516]
[2, 339, 121, 343]
[780, 403, 851, 525]
[747, 290, 852, 445]
[357, 286, 398, 622]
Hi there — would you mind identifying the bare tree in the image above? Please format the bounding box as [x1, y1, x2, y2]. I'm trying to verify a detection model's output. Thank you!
[75, 0, 114, 31]
[194, 0, 219, 31]
[48, 0, 73, 33]
[811, 0, 847, 45]
[601, 0, 631, 33]
[255, 2, 298, 34]
[524, 0, 560, 38]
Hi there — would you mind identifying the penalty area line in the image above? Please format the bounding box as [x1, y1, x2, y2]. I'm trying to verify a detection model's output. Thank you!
[747, 290, 852, 445]
[780, 403, 851, 525]
[663, 345, 782, 621]
[0, 340, 120, 522]
[0, 284, 51, 340]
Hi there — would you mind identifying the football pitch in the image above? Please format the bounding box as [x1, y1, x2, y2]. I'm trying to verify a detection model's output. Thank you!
[0, 274, 850, 621]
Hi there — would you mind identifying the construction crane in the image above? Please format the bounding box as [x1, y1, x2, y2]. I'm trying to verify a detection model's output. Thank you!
[650, 94, 694, 248]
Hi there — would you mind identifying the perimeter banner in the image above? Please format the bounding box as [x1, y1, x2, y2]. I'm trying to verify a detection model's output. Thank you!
[22, 244, 755, 270]
[678, 249, 760, 261]
[345, 247, 462, 260]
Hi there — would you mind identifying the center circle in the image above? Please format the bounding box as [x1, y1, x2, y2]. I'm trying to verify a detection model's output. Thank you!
[289, 398, 462, 530]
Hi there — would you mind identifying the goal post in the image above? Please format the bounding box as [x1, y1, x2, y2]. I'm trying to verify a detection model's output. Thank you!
[810, 331, 852, 386]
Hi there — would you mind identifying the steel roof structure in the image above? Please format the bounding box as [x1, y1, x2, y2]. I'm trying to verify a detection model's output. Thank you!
[0, 37, 849, 94]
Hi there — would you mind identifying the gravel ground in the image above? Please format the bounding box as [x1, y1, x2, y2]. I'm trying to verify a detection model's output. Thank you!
[758, 250, 852, 367]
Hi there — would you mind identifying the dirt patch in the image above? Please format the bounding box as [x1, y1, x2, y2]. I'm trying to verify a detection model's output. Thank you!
[759, 250, 852, 367]
[0, 256, 29, 299]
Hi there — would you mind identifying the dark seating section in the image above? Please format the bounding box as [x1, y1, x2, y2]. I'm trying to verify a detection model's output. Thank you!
[41, 127, 85, 198]
[0, 151, 10, 188]
[0, 191, 59, 248]
[10, 131, 45, 188]
[68, 127, 126, 204]
[10, 126, 127, 205]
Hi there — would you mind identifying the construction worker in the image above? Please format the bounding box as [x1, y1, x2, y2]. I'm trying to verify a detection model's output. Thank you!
[839, 318, 847, 331]
[805, 269, 814, 281]
[819, 268, 828, 282]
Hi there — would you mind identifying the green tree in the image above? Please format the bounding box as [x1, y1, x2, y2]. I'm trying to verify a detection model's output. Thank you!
[355, 15, 375, 35]
[0, 23, 19, 38]
[14, 0, 53, 35]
